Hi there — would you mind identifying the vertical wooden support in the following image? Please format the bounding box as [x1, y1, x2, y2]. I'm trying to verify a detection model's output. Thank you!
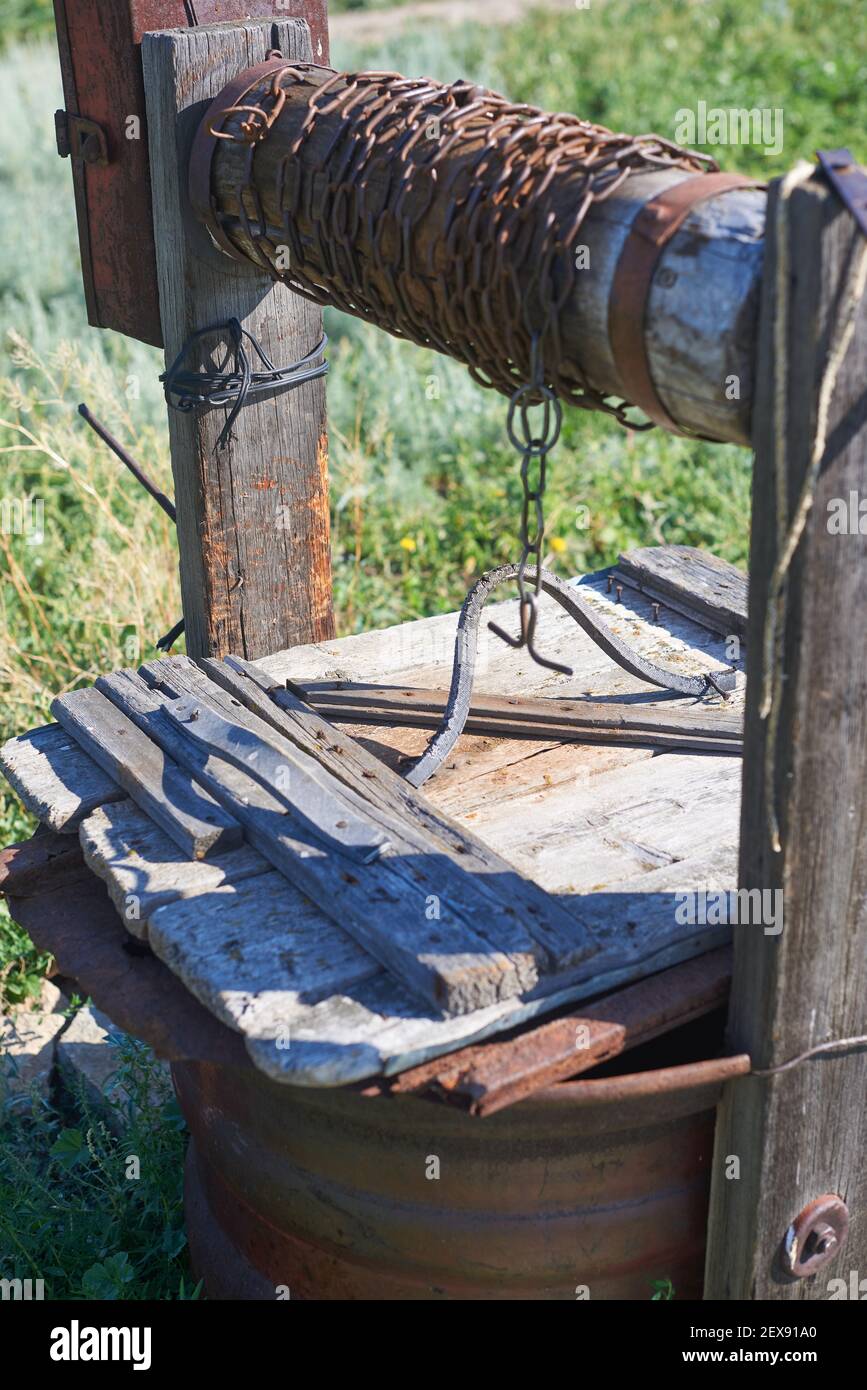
[705, 171, 867, 1298]
[142, 18, 334, 660]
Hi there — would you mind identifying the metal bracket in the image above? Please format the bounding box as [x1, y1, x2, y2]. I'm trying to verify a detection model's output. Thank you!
[54, 110, 110, 167]
[817, 148, 867, 238]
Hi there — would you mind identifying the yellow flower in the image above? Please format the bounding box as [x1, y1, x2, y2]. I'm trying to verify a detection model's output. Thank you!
[549, 536, 567, 554]
[399, 536, 417, 552]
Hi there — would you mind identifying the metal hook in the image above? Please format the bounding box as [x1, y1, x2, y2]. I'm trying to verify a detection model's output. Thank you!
[488, 594, 573, 676]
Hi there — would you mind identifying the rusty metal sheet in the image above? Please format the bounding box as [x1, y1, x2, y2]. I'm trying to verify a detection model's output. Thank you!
[175, 1050, 745, 1299]
[391, 947, 738, 1115]
[52, 1, 330, 345]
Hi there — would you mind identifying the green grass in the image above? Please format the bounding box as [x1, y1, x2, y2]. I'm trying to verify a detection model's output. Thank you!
[1, 0, 865, 1297]
[1, 1034, 196, 1300]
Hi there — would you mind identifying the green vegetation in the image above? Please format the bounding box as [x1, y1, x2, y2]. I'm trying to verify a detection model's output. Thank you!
[0, 1035, 195, 1300]
[1, 0, 865, 1297]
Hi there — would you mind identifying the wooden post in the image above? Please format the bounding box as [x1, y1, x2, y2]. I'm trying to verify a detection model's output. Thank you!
[705, 169, 867, 1298]
[142, 17, 333, 661]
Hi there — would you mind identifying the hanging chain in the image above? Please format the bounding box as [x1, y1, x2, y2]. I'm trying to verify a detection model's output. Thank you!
[488, 337, 572, 674]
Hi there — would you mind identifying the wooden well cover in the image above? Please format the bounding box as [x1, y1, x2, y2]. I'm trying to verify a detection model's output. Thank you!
[53, 1, 331, 346]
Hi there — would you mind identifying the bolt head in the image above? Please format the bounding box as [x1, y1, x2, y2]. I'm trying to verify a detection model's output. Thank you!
[781, 1195, 849, 1279]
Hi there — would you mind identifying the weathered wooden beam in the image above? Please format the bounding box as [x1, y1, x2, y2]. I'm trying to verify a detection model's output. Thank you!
[0, 722, 123, 833]
[96, 662, 601, 1015]
[141, 19, 334, 661]
[51, 686, 243, 860]
[198, 67, 765, 444]
[705, 170, 867, 1298]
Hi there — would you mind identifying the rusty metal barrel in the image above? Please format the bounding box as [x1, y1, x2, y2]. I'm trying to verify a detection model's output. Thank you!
[174, 1044, 747, 1300]
[189, 62, 766, 445]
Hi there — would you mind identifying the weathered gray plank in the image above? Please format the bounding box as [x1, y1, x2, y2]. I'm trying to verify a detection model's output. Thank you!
[148, 868, 729, 1085]
[79, 799, 269, 938]
[189, 654, 616, 961]
[614, 545, 748, 637]
[142, 656, 604, 986]
[0, 723, 123, 833]
[142, 19, 333, 660]
[51, 686, 243, 861]
[97, 666, 570, 1015]
[705, 172, 867, 1298]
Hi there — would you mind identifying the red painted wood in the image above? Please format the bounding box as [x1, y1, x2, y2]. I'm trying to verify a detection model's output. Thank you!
[53, 1, 330, 346]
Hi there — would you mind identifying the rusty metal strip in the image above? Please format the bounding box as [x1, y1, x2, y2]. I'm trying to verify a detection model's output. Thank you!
[817, 148, 867, 238]
[0, 832, 87, 899]
[300, 682, 743, 754]
[392, 947, 736, 1115]
[404, 564, 737, 787]
[608, 173, 764, 433]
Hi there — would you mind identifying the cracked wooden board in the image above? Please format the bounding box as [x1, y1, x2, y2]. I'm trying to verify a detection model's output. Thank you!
[0, 722, 123, 833]
[147, 864, 730, 1084]
[96, 665, 601, 1015]
[51, 686, 243, 860]
[79, 799, 269, 938]
[0, 548, 746, 1083]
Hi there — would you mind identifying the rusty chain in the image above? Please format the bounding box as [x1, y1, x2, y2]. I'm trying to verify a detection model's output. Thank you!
[206, 63, 717, 413]
[205, 63, 719, 672]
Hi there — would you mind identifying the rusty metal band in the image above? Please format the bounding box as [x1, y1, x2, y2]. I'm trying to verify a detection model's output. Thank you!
[191, 64, 720, 417]
[406, 564, 736, 786]
[189, 56, 304, 263]
[608, 173, 764, 434]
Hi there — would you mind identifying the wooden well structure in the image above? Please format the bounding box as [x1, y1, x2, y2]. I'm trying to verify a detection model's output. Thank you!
[1, 3, 865, 1300]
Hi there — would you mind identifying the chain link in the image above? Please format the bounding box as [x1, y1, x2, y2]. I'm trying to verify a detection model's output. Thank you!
[489, 336, 571, 671]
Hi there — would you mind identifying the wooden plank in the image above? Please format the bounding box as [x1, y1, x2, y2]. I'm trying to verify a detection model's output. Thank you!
[51, 686, 243, 861]
[148, 869, 730, 1086]
[0, 723, 123, 833]
[79, 799, 269, 938]
[160, 696, 392, 865]
[705, 172, 867, 1298]
[299, 681, 743, 751]
[97, 666, 583, 1016]
[614, 545, 748, 637]
[391, 946, 735, 1114]
[141, 18, 333, 660]
[143, 655, 604, 984]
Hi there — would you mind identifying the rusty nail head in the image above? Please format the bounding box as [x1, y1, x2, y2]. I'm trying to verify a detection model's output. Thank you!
[615, 583, 623, 603]
[781, 1195, 849, 1278]
[651, 601, 660, 622]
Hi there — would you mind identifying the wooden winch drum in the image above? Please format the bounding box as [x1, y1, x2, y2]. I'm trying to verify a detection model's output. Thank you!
[174, 1032, 745, 1301]
[189, 62, 768, 446]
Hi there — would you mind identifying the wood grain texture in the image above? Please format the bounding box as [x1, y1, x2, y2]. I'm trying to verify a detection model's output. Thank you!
[135, 658, 614, 1012]
[614, 545, 748, 637]
[97, 665, 569, 1015]
[0, 723, 123, 833]
[51, 686, 242, 860]
[79, 798, 268, 937]
[705, 174, 867, 1299]
[2, 551, 749, 1083]
[142, 18, 333, 660]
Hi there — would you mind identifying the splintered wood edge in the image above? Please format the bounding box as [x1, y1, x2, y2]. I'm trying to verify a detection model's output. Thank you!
[0, 723, 124, 833]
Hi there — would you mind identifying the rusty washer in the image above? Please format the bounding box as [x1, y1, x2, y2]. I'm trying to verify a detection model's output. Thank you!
[780, 1195, 849, 1278]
